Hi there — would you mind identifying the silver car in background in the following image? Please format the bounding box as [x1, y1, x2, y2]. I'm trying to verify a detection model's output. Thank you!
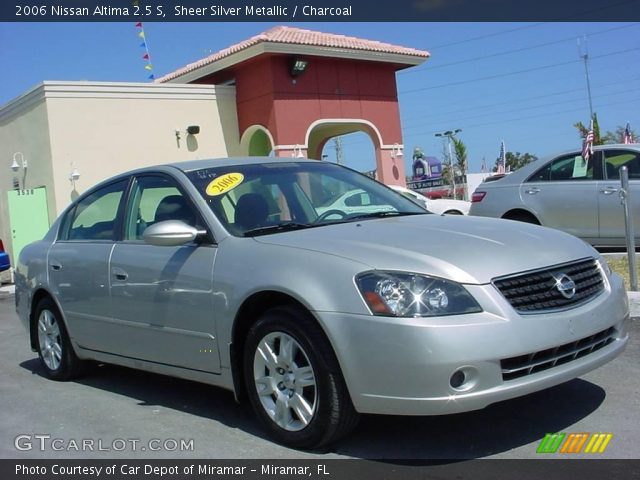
[15, 157, 629, 449]
[470, 144, 640, 246]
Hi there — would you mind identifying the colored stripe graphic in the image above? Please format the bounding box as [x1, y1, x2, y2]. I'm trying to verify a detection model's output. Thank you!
[538, 433, 613, 454]
[559, 433, 589, 453]
[584, 433, 613, 453]
[537, 433, 566, 453]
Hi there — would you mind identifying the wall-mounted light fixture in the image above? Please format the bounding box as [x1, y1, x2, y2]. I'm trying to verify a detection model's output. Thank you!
[10, 152, 27, 189]
[10, 152, 25, 171]
[391, 143, 404, 160]
[69, 163, 80, 184]
[289, 58, 309, 78]
[291, 145, 305, 158]
[175, 125, 201, 142]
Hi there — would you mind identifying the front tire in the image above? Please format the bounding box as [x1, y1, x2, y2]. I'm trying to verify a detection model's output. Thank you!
[243, 306, 359, 449]
[34, 298, 85, 381]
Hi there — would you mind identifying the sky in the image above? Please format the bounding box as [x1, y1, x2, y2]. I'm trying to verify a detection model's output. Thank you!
[1, 22, 638, 174]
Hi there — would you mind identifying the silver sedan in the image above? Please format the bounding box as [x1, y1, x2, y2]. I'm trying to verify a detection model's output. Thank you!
[470, 144, 640, 246]
[15, 157, 629, 449]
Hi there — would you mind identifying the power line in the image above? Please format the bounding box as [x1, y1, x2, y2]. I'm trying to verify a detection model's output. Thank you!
[400, 47, 640, 95]
[423, 97, 640, 135]
[424, 23, 546, 51]
[399, 23, 638, 75]
[402, 86, 640, 132]
[401, 76, 640, 123]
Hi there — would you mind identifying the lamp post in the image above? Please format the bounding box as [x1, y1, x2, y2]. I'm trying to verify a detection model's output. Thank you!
[435, 129, 462, 199]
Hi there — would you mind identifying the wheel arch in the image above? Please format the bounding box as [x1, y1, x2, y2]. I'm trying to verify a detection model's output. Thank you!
[229, 290, 334, 404]
[502, 208, 541, 224]
[29, 288, 66, 352]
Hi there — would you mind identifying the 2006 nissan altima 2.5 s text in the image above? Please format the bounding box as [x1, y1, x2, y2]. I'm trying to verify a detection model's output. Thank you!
[15, 157, 629, 449]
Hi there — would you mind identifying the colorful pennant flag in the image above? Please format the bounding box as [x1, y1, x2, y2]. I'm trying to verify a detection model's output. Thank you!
[134, 18, 154, 82]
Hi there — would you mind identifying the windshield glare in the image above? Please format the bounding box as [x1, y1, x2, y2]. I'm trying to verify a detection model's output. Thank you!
[186, 161, 427, 236]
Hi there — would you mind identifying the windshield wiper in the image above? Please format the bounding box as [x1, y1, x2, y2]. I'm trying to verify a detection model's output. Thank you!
[347, 211, 426, 221]
[243, 222, 313, 237]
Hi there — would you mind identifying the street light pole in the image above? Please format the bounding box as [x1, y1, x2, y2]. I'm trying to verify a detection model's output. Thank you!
[435, 129, 462, 200]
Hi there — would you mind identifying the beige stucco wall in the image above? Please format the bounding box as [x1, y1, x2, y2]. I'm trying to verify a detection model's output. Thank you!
[0, 89, 56, 263]
[0, 81, 241, 263]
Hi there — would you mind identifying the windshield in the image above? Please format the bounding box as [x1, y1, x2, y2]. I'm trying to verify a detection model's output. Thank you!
[185, 161, 427, 236]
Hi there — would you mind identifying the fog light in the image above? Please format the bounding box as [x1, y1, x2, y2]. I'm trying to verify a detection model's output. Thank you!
[450, 370, 466, 389]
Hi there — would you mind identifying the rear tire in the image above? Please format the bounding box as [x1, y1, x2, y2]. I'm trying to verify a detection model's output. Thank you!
[34, 298, 86, 381]
[243, 306, 359, 449]
[443, 210, 463, 215]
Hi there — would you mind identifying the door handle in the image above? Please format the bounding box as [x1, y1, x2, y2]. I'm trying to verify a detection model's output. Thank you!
[112, 267, 128, 281]
[525, 188, 540, 195]
[600, 187, 619, 195]
[49, 262, 62, 271]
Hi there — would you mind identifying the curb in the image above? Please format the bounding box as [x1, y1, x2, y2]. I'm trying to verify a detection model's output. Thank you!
[628, 291, 640, 318]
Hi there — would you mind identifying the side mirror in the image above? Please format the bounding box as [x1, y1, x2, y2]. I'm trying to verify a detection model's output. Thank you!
[142, 220, 203, 247]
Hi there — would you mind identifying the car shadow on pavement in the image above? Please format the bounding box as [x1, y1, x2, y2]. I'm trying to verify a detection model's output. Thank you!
[333, 378, 606, 461]
[19, 359, 268, 441]
[20, 359, 605, 460]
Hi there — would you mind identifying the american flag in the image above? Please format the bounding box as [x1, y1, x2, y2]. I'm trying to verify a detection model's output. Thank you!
[624, 122, 633, 144]
[582, 120, 594, 161]
[497, 141, 506, 174]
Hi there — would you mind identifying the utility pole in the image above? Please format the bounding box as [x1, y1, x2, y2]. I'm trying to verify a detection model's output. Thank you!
[578, 36, 594, 119]
[333, 137, 344, 165]
[435, 129, 462, 199]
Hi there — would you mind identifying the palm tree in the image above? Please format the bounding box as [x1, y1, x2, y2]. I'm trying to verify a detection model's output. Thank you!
[453, 137, 468, 200]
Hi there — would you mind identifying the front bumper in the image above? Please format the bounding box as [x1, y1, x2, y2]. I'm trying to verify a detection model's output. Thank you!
[316, 272, 629, 415]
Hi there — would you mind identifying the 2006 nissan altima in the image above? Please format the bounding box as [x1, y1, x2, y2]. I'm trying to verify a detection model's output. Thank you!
[15, 157, 629, 448]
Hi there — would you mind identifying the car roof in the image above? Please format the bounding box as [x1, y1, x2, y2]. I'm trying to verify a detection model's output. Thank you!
[167, 156, 319, 172]
[68, 157, 326, 206]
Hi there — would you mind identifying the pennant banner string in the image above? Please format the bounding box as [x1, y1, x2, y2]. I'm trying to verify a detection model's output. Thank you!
[133, 8, 154, 82]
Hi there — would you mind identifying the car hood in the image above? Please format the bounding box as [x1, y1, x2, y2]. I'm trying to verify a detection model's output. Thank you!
[253, 215, 597, 284]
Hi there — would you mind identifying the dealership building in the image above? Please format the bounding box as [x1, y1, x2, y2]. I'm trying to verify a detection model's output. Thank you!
[0, 25, 429, 264]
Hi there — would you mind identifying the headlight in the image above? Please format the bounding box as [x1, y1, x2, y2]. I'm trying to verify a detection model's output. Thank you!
[356, 271, 482, 317]
[597, 257, 612, 277]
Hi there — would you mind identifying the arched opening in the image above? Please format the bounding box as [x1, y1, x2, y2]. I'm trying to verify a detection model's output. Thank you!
[307, 120, 380, 174]
[240, 125, 274, 156]
[306, 119, 403, 185]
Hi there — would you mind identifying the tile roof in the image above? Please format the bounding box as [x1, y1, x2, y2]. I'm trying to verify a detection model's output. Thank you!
[157, 26, 430, 83]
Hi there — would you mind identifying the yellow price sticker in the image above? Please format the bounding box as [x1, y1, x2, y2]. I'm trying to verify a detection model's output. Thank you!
[206, 173, 244, 196]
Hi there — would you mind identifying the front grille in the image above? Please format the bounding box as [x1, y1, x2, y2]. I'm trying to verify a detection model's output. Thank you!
[501, 327, 616, 381]
[493, 258, 604, 313]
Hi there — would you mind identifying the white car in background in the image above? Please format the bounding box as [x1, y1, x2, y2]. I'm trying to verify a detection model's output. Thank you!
[316, 189, 396, 218]
[389, 185, 471, 215]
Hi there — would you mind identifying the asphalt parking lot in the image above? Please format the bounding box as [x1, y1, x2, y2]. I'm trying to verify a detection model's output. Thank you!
[1, 289, 638, 460]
